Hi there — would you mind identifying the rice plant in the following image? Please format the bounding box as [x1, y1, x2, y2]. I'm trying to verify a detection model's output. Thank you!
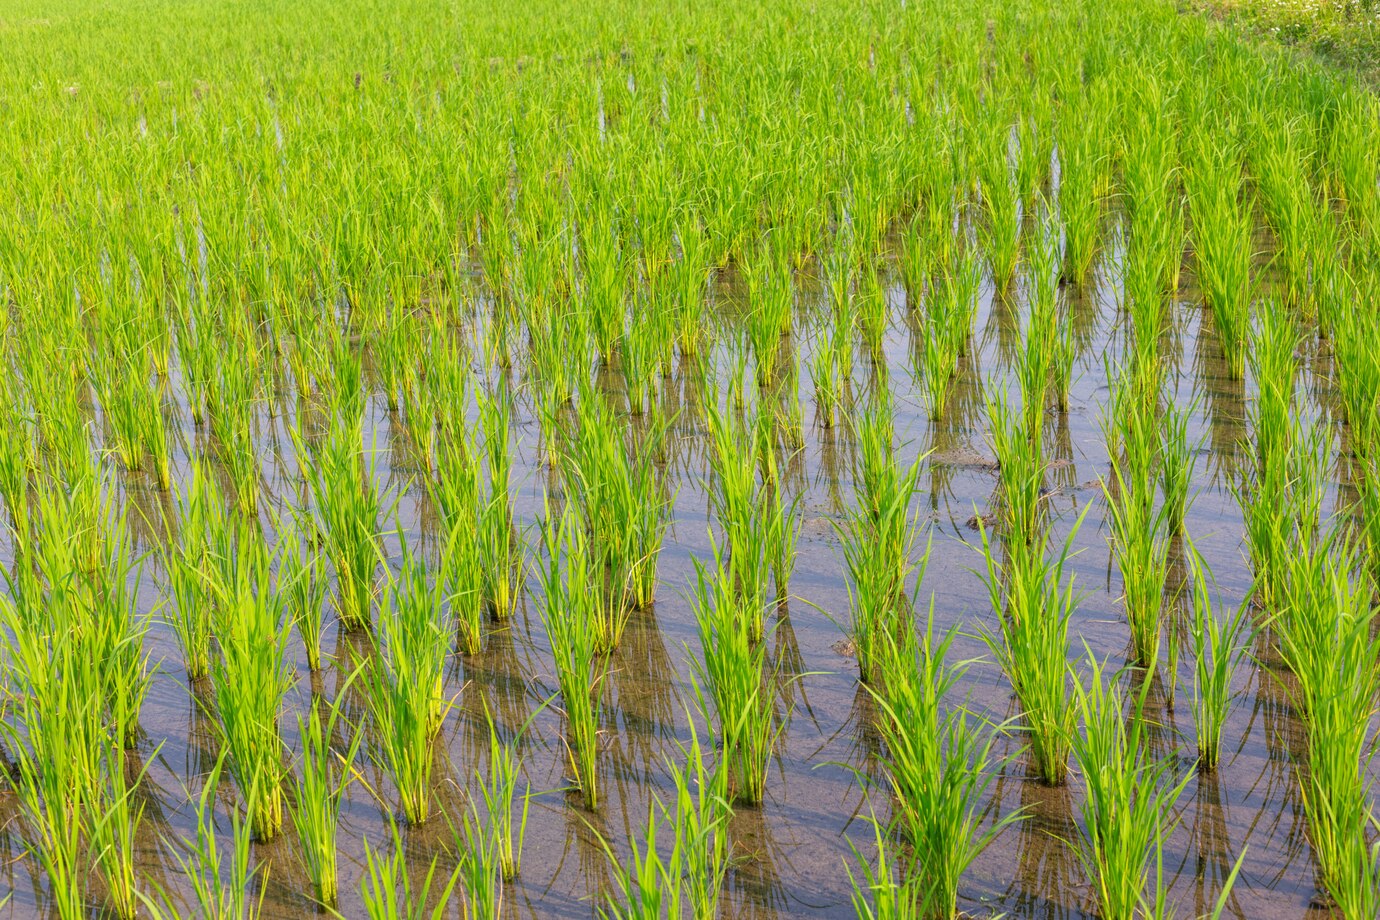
[566, 387, 671, 619]
[1273, 533, 1380, 915]
[978, 124, 1022, 291]
[479, 382, 522, 618]
[1058, 88, 1111, 284]
[1068, 652, 1192, 920]
[85, 516, 155, 748]
[1025, 205, 1061, 326]
[599, 724, 730, 919]
[430, 432, 487, 654]
[1050, 305, 1078, 414]
[164, 463, 227, 680]
[363, 553, 455, 825]
[87, 737, 151, 920]
[1184, 547, 1252, 773]
[866, 615, 1019, 919]
[855, 266, 890, 362]
[1331, 300, 1380, 464]
[986, 386, 1045, 543]
[598, 806, 677, 920]
[691, 544, 779, 806]
[1249, 303, 1300, 469]
[743, 252, 795, 386]
[90, 341, 149, 476]
[916, 280, 962, 421]
[0, 588, 101, 920]
[673, 221, 711, 358]
[1186, 136, 1253, 380]
[444, 511, 489, 658]
[1253, 118, 1316, 314]
[471, 705, 536, 881]
[1233, 453, 1291, 613]
[1359, 456, 1380, 589]
[762, 468, 800, 604]
[830, 293, 859, 386]
[704, 402, 789, 635]
[1124, 232, 1168, 363]
[279, 523, 330, 672]
[296, 420, 386, 632]
[0, 386, 34, 553]
[812, 328, 844, 429]
[166, 754, 267, 920]
[1159, 401, 1199, 537]
[360, 819, 462, 920]
[836, 440, 925, 686]
[665, 721, 733, 918]
[207, 346, 265, 517]
[206, 529, 293, 840]
[846, 804, 927, 920]
[1102, 457, 1172, 675]
[292, 682, 366, 907]
[537, 508, 610, 810]
[454, 795, 507, 920]
[976, 510, 1087, 786]
[1016, 320, 1055, 447]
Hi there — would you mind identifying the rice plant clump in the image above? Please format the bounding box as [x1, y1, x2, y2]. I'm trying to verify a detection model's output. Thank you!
[867, 616, 1018, 919]
[977, 512, 1087, 786]
[566, 388, 672, 625]
[1275, 534, 1380, 916]
[1184, 548, 1252, 774]
[363, 552, 455, 825]
[691, 544, 780, 807]
[293, 689, 365, 907]
[298, 421, 386, 632]
[1068, 653, 1192, 919]
[704, 402, 797, 631]
[836, 397, 926, 685]
[599, 723, 730, 918]
[538, 509, 612, 810]
[206, 529, 294, 841]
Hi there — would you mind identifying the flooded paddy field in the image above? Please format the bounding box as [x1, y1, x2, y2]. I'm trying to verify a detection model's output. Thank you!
[0, 0, 1377, 918]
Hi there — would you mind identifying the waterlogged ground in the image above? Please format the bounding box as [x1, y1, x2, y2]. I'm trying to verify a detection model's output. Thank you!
[2, 0, 1379, 915]
[0, 241, 1367, 919]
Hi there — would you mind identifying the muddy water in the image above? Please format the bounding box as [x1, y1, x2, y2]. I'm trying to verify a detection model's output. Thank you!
[0, 232, 1364, 919]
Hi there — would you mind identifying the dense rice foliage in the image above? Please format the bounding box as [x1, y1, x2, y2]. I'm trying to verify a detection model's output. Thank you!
[0, 0, 1377, 917]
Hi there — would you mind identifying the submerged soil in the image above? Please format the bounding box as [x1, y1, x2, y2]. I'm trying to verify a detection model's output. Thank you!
[1, 236, 1361, 919]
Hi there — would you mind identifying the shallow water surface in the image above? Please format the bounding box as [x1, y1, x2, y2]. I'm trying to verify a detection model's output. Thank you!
[1, 241, 1362, 920]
